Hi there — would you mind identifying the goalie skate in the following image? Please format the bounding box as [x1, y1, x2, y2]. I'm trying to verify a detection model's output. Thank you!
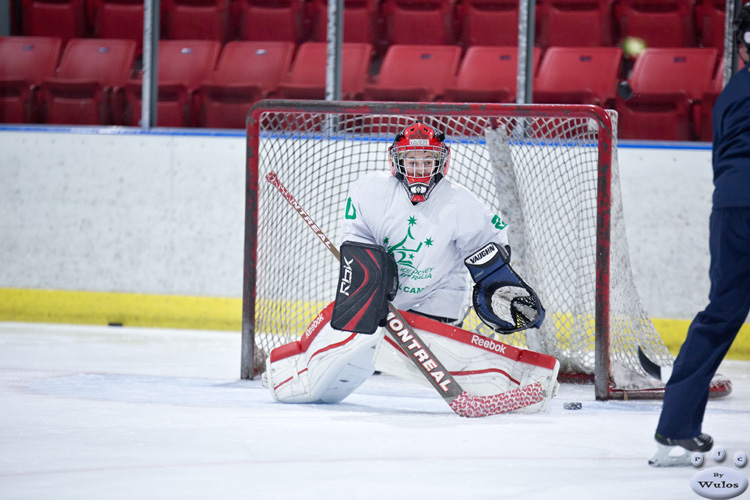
[648, 433, 713, 467]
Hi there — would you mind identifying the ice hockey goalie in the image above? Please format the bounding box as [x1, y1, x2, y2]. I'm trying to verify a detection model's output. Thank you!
[261, 121, 559, 414]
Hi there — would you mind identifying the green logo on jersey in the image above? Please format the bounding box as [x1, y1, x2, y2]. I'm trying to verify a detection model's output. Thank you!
[386, 216, 422, 269]
[378, 217, 435, 293]
[385, 216, 434, 277]
[492, 214, 507, 230]
[344, 197, 357, 220]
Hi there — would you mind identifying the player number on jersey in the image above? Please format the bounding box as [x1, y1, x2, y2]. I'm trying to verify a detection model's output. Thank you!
[492, 214, 507, 230]
[345, 197, 357, 220]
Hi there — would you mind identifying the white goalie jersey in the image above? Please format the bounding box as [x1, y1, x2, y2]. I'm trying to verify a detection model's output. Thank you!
[340, 171, 510, 321]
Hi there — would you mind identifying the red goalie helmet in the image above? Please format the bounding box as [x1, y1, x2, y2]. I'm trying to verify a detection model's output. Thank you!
[388, 121, 450, 203]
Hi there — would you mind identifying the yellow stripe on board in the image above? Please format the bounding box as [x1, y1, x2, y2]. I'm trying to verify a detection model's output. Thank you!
[0, 288, 748, 360]
[0, 288, 242, 331]
[653, 318, 750, 360]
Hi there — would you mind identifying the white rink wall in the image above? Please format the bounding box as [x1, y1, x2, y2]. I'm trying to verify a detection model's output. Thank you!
[0, 126, 714, 321]
[0, 127, 246, 298]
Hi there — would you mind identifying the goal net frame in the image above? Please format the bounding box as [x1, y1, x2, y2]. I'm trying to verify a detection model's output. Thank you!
[242, 100, 669, 401]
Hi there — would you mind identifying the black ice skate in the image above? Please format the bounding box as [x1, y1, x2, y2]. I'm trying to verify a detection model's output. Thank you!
[648, 433, 713, 467]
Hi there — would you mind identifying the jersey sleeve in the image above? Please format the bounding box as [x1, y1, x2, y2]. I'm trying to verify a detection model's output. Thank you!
[339, 177, 378, 246]
[453, 187, 510, 258]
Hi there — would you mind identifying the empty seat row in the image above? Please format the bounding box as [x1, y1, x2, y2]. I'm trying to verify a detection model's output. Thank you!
[325, 0, 731, 50]
[17, 0, 294, 46]
[0, 37, 369, 127]
[0, 37, 722, 141]
[0, 37, 137, 124]
[14, 0, 733, 51]
[363, 44, 722, 141]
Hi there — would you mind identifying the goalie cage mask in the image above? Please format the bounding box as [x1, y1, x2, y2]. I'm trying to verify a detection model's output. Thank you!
[388, 121, 450, 203]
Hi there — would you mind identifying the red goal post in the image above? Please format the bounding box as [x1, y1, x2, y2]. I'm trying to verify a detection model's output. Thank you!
[242, 100, 692, 400]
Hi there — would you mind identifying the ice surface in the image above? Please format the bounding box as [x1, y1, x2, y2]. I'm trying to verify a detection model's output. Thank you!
[1, 322, 748, 500]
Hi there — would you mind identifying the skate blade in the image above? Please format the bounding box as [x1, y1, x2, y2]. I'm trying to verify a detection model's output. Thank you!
[648, 443, 693, 467]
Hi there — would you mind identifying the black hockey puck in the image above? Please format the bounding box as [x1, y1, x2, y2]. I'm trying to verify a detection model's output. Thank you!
[564, 402, 582, 410]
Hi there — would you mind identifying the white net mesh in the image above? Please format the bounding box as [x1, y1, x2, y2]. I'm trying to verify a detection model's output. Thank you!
[244, 103, 673, 395]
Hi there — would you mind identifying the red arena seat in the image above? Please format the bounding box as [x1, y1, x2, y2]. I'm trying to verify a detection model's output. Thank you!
[616, 47, 718, 141]
[125, 40, 221, 127]
[237, 0, 307, 45]
[199, 41, 295, 128]
[277, 42, 373, 100]
[91, 0, 145, 51]
[537, 0, 615, 48]
[615, 0, 697, 48]
[697, 58, 725, 142]
[364, 44, 461, 101]
[0, 36, 62, 123]
[458, 0, 520, 47]
[444, 45, 541, 103]
[162, 0, 231, 42]
[382, 0, 457, 45]
[309, 0, 381, 46]
[21, 0, 87, 45]
[534, 46, 623, 108]
[695, 0, 727, 52]
[40, 38, 136, 125]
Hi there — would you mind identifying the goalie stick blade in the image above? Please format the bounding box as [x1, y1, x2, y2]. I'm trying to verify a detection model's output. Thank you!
[449, 382, 545, 418]
[637, 346, 661, 379]
[638, 346, 672, 382]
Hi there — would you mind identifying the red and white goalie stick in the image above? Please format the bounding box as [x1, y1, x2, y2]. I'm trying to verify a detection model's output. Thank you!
[265, 171, 547, 417]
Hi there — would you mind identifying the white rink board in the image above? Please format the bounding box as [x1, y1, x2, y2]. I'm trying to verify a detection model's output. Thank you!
[0, 126, 720, 320]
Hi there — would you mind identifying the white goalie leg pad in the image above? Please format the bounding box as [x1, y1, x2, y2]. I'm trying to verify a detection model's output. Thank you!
[262, 304, 383, 404]
[373, 310, 560, 413]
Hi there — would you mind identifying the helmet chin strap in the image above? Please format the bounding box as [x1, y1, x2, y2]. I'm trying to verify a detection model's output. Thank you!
[401, 171, 444, 203]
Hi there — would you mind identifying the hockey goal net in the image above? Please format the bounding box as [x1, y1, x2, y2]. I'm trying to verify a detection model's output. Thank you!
[243, 100, 673, 400]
